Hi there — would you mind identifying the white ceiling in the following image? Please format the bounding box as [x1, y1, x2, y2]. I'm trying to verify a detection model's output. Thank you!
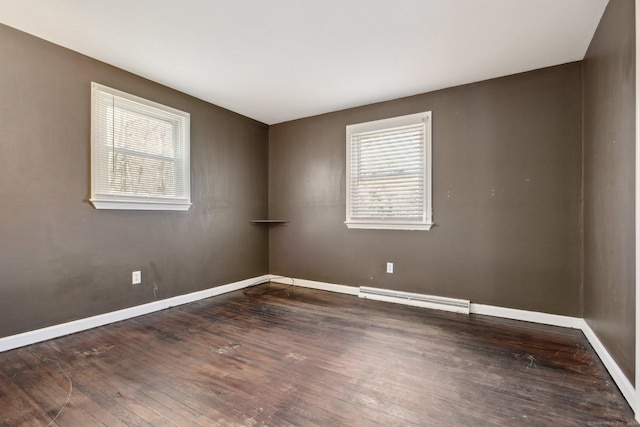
[0, 0, 608, 125]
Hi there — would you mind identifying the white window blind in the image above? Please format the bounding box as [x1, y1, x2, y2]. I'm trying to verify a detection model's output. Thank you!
[90, 83, 191, 211]
[346, 111, 433, 230]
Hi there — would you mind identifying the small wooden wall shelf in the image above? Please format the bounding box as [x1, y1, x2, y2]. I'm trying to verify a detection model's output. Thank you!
[250, 220, 289, 225]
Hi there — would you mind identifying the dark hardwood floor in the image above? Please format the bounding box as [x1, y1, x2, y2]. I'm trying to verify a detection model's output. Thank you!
[0, 283, 635, 426]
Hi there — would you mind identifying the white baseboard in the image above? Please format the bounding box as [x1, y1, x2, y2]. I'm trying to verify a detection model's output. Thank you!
[470, 303, 584, 329]
[2, 274, 636, 415]
[270, 276, 636, 413]
[0, 274, 270, 353]
[580, 319, 636, 412]
[269, 275, 359, 295]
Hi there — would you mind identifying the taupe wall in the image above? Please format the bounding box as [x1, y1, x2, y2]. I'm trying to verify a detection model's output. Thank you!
[583, 0, 636, 383]
[0, 24, 269, 338]
[269, 63, 583, 316]
[3, 5, 636, 388]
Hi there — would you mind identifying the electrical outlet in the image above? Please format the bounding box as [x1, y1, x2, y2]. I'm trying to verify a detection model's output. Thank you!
[386, 262, 394, 274]
[132, 271, 141, 285]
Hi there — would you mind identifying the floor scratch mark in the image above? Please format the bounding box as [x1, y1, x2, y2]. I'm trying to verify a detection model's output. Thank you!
[215, 343, 240, 354]
[45, 359, 73, 427]
[73, 344, 115, 358]
[285, 352, 306, 362]
[527, 354, 536, 367]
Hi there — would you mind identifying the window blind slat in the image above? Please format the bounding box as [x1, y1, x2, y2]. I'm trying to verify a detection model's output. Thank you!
[91, 83, 191, 210]
[346, 112, 431, 227]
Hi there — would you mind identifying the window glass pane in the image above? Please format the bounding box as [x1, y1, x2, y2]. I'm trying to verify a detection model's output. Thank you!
[109, 152, 176, 197]
[90, 83, 191, 210]
[350, 125, 424, 219]
[346, 112, 432, 230]
[112, 105, 175, 158]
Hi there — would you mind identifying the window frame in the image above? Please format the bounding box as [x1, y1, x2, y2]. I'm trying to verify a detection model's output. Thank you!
[90, 82, 191, 211]
[345, 111, 433, 230]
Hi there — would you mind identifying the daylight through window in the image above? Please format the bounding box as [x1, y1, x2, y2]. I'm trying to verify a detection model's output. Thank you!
[346, 111, 433, 230]
[90, 83, 191, 211]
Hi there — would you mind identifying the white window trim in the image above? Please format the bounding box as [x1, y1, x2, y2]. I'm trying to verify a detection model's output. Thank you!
[345, 111, 433, 231]
[90, 83, 191, 211]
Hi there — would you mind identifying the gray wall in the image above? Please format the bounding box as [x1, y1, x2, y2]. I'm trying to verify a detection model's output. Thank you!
[269, 63, 583, 317]
[0, 24, 269, 337]
[583, 0, 636, 383]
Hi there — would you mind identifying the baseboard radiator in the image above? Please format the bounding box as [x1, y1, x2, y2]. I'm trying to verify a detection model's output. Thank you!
[358, 286, 470, 314]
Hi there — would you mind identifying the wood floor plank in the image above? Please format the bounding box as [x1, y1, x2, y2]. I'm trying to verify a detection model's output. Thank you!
[0, 349, 105, 427]
[58, 328, 247, 426]
[0, 283, 635, 426]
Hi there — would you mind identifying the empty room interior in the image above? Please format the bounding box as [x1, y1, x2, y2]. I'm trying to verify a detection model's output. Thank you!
[0, 0, 639, 425]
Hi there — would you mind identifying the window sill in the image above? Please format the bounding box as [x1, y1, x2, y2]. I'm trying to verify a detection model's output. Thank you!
[90, 199, 192, 211]
[345, 221, 433, 231]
